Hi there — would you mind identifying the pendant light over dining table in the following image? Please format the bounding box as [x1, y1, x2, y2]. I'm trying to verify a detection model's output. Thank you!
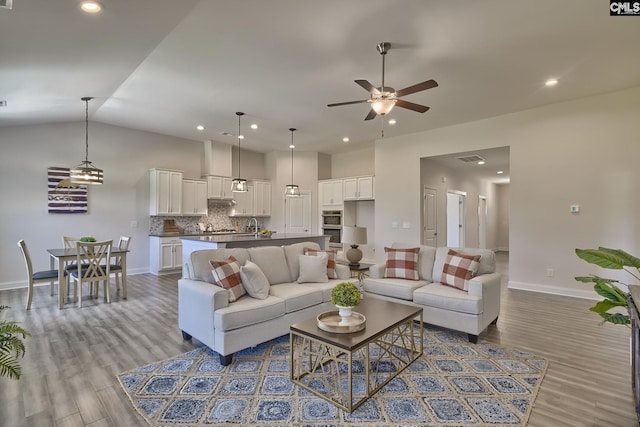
[70, 97, 103, 185]
[284, 128, 300, 197]
[231, 112, 248, 193]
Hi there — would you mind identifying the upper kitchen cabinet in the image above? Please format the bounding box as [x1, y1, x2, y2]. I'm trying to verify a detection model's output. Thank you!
[205, 175, 234, 200]
[254, 180, 271, 216]
[182, 179, 208, 215]
[320, 179, 344, 209]
[150, 169, 183, 215]
[343, 176, 375, 201]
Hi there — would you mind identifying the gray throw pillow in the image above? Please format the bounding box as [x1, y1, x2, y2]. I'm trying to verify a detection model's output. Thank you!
[240, 260, 270, 299]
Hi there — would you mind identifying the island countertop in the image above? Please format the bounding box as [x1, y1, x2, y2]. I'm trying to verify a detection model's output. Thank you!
[180, 233, 331, 278]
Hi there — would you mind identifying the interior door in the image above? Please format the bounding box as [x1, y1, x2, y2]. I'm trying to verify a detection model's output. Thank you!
[447, 191, 466, 247]
[423, 186, 438, 246]
[478, 195, 487, 249]
[285, 191, 311, 234]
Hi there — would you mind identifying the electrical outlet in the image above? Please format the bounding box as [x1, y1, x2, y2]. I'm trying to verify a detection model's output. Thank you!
[546, 268, 554, 277]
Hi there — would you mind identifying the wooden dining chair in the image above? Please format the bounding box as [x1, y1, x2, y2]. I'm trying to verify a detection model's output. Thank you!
[17, 240, 59, 310]
[109, 236, 131, 298]
[60, 236, 82, 298]
[70, 240, 112, 308]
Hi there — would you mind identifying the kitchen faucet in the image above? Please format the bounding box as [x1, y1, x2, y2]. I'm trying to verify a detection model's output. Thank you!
[248, 217, 258, 238]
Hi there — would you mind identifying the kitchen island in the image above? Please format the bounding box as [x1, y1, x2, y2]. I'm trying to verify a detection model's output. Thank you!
[180, 234, 330, 278]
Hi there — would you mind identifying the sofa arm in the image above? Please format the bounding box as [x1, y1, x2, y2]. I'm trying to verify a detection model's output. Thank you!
[368, 263, 385, 279]
[467, 272, 501, 296]
[178, 278, 229, 333]
[335, 264, 350, 280]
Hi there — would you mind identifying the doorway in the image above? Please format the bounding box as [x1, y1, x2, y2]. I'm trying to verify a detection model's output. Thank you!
[447, 191, 466, 247]
[478, 195, 487, 249]
[423, 186, 438, 246]
[284, 191, 311, 234]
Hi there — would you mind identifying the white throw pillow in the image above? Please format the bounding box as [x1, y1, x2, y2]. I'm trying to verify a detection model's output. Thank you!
[240, 260, 270, 299]
[297, 253, 329, 283]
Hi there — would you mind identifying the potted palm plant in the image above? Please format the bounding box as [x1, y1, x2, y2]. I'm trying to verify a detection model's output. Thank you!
[0, 305, 30, 379]
[575, 247, 640, 326]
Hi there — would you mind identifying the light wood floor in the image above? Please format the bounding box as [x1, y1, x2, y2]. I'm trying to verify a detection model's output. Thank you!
[0, 253, 637, 426]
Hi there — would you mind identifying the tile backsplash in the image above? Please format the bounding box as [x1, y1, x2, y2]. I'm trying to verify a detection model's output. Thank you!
[150, 201, 263, 235]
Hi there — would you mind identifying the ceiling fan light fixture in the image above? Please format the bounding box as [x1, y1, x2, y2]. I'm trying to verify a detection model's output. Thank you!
[231, 112, 248, 193]
[70, 97, 103, 185]
[371, 98, 396, 115]
[285, 128, 300, 197]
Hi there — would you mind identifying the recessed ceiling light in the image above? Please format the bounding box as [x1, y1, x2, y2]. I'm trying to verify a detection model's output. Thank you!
[477, 161, 486, 165]
[289, 144, 295, 149]
[342, 137, 349, 143]
[545, 78, 558, 87]
[80, 1, 103, 13]
[196, 125, 205, 131]
[238, 135, 244, 139]
[497, 170, 504, 174]
[388, 119, 397, 125]
[251, 124, 258, 130]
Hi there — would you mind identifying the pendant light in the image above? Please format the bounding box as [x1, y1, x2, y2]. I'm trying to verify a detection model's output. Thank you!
[284, 128, 300, 197]
[70, 97, 103, 185]
[231, 111, 248, 193]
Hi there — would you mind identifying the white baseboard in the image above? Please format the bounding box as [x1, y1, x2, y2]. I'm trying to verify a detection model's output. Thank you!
[0, 267, 150, 292]
[508, 280, 599, 301]
[494, 247, 509, 252]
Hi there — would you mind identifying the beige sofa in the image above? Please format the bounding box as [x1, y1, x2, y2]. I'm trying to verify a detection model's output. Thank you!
[363, 243, 501, 343]
[178, 241, 350, 365]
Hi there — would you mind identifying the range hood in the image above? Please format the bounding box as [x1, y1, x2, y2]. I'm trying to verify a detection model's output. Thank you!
[203, 140, 232, 177]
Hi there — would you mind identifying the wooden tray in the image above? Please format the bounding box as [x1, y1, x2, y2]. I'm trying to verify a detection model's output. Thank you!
[317, 310, 366, 333]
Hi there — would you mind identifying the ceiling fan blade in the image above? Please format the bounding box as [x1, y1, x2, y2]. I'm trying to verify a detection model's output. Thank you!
[396, 79, 438, 97]
[327, 99, 369, 107]
[396, 99, 430, 113]
[364, 109, 377, 121]
[355, 80, 379, 94]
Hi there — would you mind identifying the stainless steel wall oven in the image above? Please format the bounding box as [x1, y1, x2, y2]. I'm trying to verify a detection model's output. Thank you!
[321, 210, 343, 249]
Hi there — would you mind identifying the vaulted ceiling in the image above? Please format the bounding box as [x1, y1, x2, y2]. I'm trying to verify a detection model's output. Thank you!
[1, 0, 639, 155]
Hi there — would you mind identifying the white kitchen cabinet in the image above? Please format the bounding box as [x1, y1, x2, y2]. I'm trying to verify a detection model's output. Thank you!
[230, 184, 254, 216]
[150, 169, 183, 215]
[320, 179, 343, 209]
[205, 175, 234, 200]
[182, 179, 208, 215]
[254, 180, 271, 216]
[343, 176, 375, 200]
[149, 236, 182, 274]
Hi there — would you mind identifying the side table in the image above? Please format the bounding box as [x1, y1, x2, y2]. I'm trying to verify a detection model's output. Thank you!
[340, 262, 372, 290]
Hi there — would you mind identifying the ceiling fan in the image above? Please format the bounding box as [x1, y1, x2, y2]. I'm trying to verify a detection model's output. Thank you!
[328, 42, 438, 120]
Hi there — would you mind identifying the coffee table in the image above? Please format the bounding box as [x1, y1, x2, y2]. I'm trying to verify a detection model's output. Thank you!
[290, 298, 423, 412]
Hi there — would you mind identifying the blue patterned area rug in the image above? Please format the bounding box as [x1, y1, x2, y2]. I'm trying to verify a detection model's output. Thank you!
[118, 326, 547, 426]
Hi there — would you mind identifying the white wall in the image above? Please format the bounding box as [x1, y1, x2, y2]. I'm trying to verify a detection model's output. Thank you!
[375, 86, 640, 299]
[496, 184, 510, 251]
[331, 146, 375, 178]
[0, 121, 205, 289]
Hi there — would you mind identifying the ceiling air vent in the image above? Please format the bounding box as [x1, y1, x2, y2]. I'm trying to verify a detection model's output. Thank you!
[456, 155, 485, 163]
[0, 0, 13, 10]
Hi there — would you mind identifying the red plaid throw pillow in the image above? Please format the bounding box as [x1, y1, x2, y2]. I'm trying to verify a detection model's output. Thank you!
[384, 247, 420, 280]
[441, 249, 481, 291]
[303, 247, 337, 279]
[209, 256, 246, 302]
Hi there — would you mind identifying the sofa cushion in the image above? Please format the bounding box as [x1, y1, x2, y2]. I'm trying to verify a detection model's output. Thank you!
[391, 243, 437, 281]
[413, 283, 482, 315]
[300, 279, 346, 302]
[283, 241, 321, 282]
[364, 277, 430, 300]
[214, 296, 285, 332]
[384, 247, 420, 280]
[432, 247, 495, 282]
[209, 256, 246, 302]
[297, 253, 329, 283]
[268, 283, 323, 313]
[441, 249, 481, 291]
[248, 246, 291, 285]
[303, 247, 338, 279]
[240, 260, 270, 299]
[190, 248, 251, 283]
